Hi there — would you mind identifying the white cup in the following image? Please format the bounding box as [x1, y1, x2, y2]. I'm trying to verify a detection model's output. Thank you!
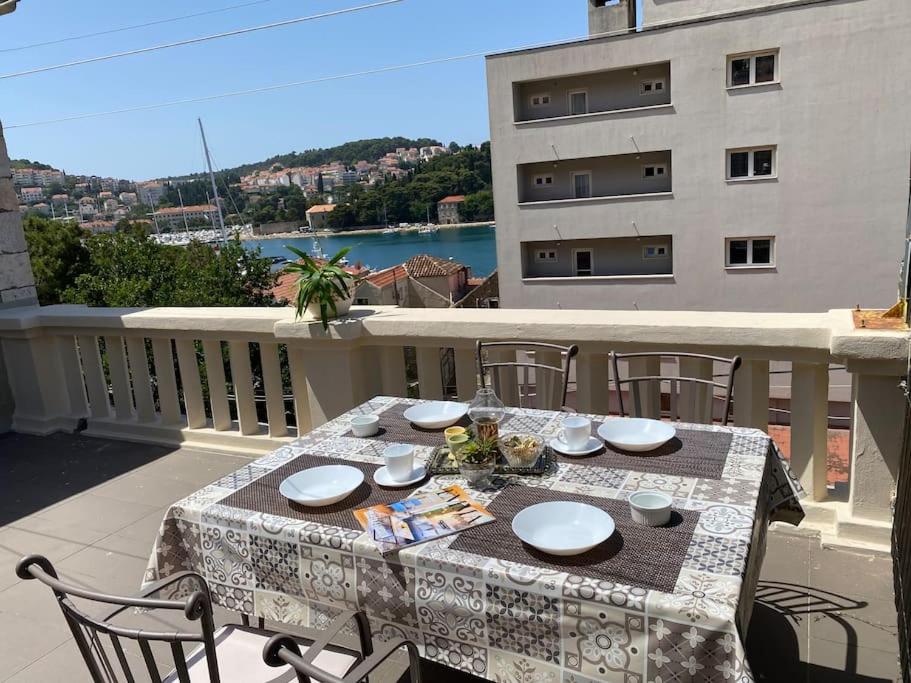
[560, 416, 591, 450]
[351, 415, 379, 437]
[383, 444, 415, 482]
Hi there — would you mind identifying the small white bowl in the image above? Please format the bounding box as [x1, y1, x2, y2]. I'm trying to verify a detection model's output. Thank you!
[512, 501, 615, 556]
[597, 418, 676, 452]
[279, 466, 364, 507]
[351, 415, 380, 437]
[402, 401, 468, 429]
[628, 491, 673, 527]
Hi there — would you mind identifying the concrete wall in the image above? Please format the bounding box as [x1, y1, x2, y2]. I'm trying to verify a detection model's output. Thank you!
[589, 0, 637, 33]
[515, 62, 671, 121]
[486, 0, 911, 312]
[0, 122, 37, 309]
[523, 235, 674, 278]
[643, 0, 804, 24]
[519, 151, 672, 202]
[254, 220, 301, 235]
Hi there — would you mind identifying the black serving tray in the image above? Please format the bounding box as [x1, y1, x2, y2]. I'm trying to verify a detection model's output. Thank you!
[427, 444, 553, 476]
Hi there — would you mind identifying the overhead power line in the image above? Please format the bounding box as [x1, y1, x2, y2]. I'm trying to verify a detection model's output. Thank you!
[3, 20, 668, 130]
[4, 52, 488, 129]
[0, 0, 403, 81]
[0, 0, 278, 54]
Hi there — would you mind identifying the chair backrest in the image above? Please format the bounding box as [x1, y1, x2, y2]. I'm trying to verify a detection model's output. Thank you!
[609, 351, 742, 425]
[476, 340, 579, 411]
[16, 554, 220, 683]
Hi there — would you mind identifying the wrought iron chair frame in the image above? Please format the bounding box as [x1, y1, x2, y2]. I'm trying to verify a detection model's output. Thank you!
[16, 554, 374, 683]
[476, 340, 579, 411]
[609, 351, 742, 426]
[264, 627, 422, 683]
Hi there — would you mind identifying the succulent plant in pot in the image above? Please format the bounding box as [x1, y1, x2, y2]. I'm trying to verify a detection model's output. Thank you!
[285, 245, 357, 330]
[456, 436, 499, 487]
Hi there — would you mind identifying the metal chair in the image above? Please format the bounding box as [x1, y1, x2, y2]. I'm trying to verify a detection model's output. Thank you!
[476, 340, 579, 411]
[16, 554, 371, 683]
[609, 351, 742, 425]
[264, 630, 422, 683]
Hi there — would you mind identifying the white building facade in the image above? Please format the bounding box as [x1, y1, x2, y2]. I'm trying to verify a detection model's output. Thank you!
[486, 0, 911, 313]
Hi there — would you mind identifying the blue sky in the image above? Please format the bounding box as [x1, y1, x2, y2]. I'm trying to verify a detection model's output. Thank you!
[0, 0, 591, 180]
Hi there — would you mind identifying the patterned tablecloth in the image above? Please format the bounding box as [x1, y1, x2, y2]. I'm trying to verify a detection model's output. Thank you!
[145, 396, 804, 683]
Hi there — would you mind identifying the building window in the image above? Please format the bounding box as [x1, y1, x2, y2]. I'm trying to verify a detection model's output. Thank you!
[485, 298, 500, 309]
[569, 90, 588, 115]
[533, 174, 554, 186]
[639, 79, 666, 95]
[728, 51, 778, 87]
[643, 244, 668, 259]
[642, 164, 667, 179]
[572, 172, 592, 199]
[573, 249, 594, 276]
[726, 237, 774, 267]
[530, 93, 551, 107]
[355, 298, 369, 305]
[727, 147, 776, 179]
[535, 249, 558, 262]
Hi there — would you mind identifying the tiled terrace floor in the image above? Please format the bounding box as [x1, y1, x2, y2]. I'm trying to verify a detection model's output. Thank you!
[0, 432, 901, 682]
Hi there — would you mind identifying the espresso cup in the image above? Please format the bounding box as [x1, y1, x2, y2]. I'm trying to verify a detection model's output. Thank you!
[560, 416, 591, 450]
[383, 444, 415, 482]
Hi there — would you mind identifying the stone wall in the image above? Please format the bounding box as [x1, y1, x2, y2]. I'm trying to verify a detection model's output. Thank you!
[0, 121, 37, 308]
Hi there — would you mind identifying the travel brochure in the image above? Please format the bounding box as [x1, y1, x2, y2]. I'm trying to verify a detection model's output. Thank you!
[354, 485, 495, 554]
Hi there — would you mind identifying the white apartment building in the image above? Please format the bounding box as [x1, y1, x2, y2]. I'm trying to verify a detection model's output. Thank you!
[152, 204, 217, 230]
[486, 0, 911, 313]
[18, 187, 43, 203]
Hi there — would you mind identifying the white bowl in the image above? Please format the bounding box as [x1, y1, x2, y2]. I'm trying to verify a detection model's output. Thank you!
[628, 491, 673, 527]
[279, 466, 364, 507]
[597, 418, 676, 452]
[511, 501, 615, 556]
[351, 415, 380, 437]
[402, 401, 468, 429]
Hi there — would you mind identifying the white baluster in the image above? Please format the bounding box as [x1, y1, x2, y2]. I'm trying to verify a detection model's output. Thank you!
[151, 338, 181, 425]
[228, 341, 259, 435]
[203, 340, 231, 431]
[415, 346, 443, 400]
[454, 347, 478, 401]
[380, 346, 408, 397]
[125, 337, 155, 423]
[103, 336, 134, 420]
[78, 335, 110, 419]
[175, 339, 206, 429]
[260, 342, 288, 438]
[791, 362, 829, 501]
[733, 359, 769, 430]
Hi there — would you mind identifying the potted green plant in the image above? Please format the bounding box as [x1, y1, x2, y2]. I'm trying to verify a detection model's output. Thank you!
[456, 435, 499, 487]
[285, 245, 356, 330]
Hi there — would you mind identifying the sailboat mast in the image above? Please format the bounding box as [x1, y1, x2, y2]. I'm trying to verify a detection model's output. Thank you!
[198, 118, 226, 244]
[177, 187, 190, 236]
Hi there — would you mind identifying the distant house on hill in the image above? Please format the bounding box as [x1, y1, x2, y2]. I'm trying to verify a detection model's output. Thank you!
[436, 195, 465, 225]
[305, 204, 335, 231]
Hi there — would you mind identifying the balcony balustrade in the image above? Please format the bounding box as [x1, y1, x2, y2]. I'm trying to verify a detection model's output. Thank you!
[0, 304, 907, 549]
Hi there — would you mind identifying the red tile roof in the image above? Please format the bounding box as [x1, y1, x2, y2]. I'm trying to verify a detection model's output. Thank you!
[306, 204, 336, 214]
[270, 259, 368, 304]
[438, 195, 465, 204]
[404, 254, 466, 278]
[365, 264, 407, 288]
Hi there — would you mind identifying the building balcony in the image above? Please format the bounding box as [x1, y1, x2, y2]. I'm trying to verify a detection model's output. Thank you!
[0, 304, 907, 680]
[522, 235, 673, 280]
[517, 151, 672, 205]
[513, 61, 671, 124]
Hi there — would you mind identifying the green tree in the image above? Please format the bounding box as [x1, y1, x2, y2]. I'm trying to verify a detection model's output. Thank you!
[61, 231, 277, 308]
[460, 190, 494, 222]
[22, 215, 90, 305]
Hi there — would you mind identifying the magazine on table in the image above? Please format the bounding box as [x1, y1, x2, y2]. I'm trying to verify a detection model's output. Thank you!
[354, 485, 495, 554]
